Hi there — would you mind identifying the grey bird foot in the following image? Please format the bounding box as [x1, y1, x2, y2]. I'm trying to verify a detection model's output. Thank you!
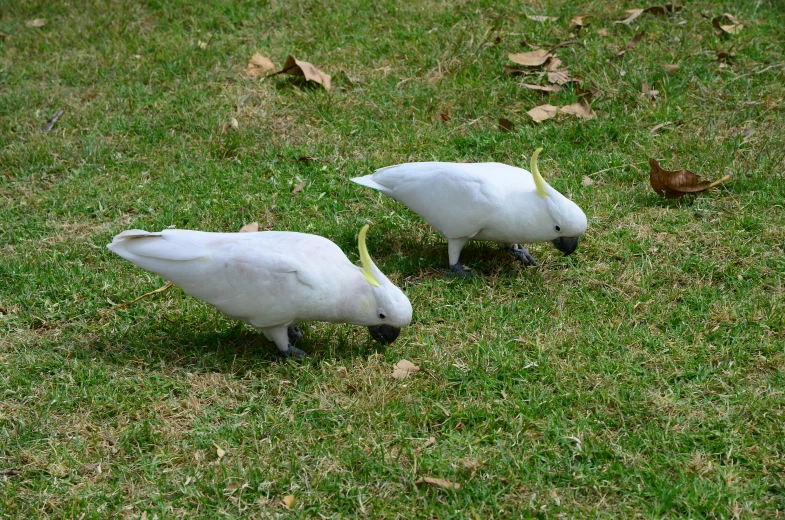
[287, 326, 303, 345]
[271, 344, 307, 362]
[437, 263, 472, 277]
[505, 244, 539, 267]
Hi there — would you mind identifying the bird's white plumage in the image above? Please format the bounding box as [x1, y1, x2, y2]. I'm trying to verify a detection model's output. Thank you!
[351, 159, 587, 268]
[107, 229, 412, 354]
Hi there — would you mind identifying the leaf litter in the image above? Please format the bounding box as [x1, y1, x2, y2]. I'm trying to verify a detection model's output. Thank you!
[274, 55, 332, 89]
[392, 359, 420, 380]
[244, 53, 275, 78]
[649, 158, 731, 198]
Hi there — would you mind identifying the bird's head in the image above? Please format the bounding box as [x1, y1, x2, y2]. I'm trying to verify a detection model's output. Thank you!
[356, 225, 413, 344]
[530, 148, 588, 255]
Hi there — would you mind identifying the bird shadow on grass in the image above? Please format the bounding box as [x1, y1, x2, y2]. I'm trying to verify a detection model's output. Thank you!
[82, 314, 387, 375]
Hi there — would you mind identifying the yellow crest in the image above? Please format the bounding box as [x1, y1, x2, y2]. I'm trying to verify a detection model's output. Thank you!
[358, 224, 381, 287]
[530, 147, 548, 198]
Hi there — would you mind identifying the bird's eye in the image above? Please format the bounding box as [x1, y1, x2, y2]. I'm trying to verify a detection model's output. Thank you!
[555, 225, 561, 232]
[379, 312, 387, 319]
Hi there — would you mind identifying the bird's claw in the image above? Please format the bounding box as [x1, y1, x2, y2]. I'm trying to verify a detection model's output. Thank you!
[287, 326, 303, 345]
[439, 263, 472, 277]
[271, 344, 308, 362]
[506, 244, 539, 267]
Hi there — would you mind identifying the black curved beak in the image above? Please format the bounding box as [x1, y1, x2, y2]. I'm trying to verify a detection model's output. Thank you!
[552, 236, 580, 255]
[368, 324, 401, 344]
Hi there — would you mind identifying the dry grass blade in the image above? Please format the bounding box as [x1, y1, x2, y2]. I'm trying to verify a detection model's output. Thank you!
[522, 83, 562, 92]
[527, 15, 558, 23]
[416, 477, 460, 490]
[115, 282, 174, 309]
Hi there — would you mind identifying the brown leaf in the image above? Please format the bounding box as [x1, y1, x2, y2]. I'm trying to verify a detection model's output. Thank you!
[0, 33, 8, 40]
[44, 109, 64, 133]
[570, 14, 592, 28]
[597, 28, 609, 37]
[416, 477, 460, 490]
[581, 175, 595, 186]
[642, 82, 659, 101]
[665, 3, 683, 12]
[26, 18, 46, 28]
[559, 99, 595, 119]
[527, 15, 558, 23]
[614, 30, 646, 58]
[502, 65, 528, 75]
[649, 158, 711, 198]
[283, 495, 295, 509]
[527, 104, 559, 122]
[614, 9, 644, 24]
[440, 104, 452, 124]
[244, 53, 275, 78]
[544, 56, 562, 71]
[392, 359, 420, 380]
[663, 63, 680, 75]
[498, 118, 515, 133]
[547, 70, 571, 85]
[222, 117, 239, 134]
[717, 49, 736, 62]
[522, 83, 562, 93]
[292, 181, 306, 194]
[215, 444, 226, 460]
[239, 222, 259, 233]
[276, 55, 332, 89]
[424, 437, 437, 448]
[508, 49, 551, 67]
[712, 14, 743, 34]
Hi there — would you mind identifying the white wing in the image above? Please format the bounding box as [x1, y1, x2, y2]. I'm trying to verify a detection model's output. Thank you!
[353, 162, 536, 239]
[108, 230, 348, 328]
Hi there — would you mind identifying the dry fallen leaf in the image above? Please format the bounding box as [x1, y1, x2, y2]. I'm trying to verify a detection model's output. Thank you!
[663, 63, 680, 75]
[614, 30, 646, 58]
[276, 55, 331, 89]
[712, 13, 743, 34]
[545, 56, 563, 71]
[649, 158, 729, 198]
[508, 49, 551, 67]
[392, 359, 420, 380]
[527, 15, 558, 23]
[215, 444, 226, 460]
[614, 9, 645, 24]
[502, 65, 529, 75]
[292, 181, 306, 194]
[597, 27, 609, 36]
[522, 83, 562, 92]
[581, 175, 595, 186]
[717, 48, 736, 62]
[614, 6, 671, 25]
[416, 477, 460, 490]
[239, 222, 259, 233]
[424, 437, 437, 448]
[559, 99, 595, 119]
[26, 18, 46, 28]
[198, 40, 207, 50]
[498, 118, 515, 133]
[642, 82, 659, 101]
[569, 14, 592, 28]
[527, 104, 559, 122]
[244, 53, 275, 78]
[222, 117, 239, 134]
[547, 69, 571, 85]
[283, 495, 295, 509]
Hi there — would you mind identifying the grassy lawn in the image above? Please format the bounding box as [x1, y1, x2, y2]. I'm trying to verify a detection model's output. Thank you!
[2, 0, 784, 517]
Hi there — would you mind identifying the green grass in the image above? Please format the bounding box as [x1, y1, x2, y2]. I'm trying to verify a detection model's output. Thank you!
[2, 0, 784, 517]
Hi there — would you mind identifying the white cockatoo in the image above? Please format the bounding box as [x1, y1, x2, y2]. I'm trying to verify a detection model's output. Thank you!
[351, 148, 587, 275]
[107, 225, 412, 358]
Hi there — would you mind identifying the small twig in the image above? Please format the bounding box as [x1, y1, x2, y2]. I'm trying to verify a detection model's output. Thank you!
[115, 282, 174, 309]
[44, 109, 63, 133]
[709, 174, 732, 188]
[0, 469, 21, 476]
[587, 161, 648, 177]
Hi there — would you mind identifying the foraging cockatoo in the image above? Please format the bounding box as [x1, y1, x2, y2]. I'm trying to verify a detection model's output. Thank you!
[107, 225, 412, 358]
[351, 148, 587, 275]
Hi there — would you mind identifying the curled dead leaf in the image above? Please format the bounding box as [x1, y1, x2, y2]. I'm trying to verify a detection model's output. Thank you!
[613, 30, 646, 58]
[26, 18, 46, 28]
[614, 5, 673, 25]
[244, 53, 275, 78]
[424, 437, 437, 448]
[283, 495, 295, 509]
[581, 175, 595, 186]
[527, 15, 558, 23]
[569, 14, 592, 28]
[522, 83, 562, 93]
[648, 158, 729, 198]
[713, 13, 743, 34]
[392, 359, 420, 380]
[292, 181, 306, 194]
[527, 104, 559, 123]
[559, 99, 595, 119]
[547, 69, 571, 85]
[239, 222, 259, 233]
[502, 65, 529, 75]
[597, 28, 609, 36]
[508, 49, 551, 67]
[663, 63, 680, 75]
[416, 477, 460, 490]
[215, 444, 226, 460]
[498, 118, 515, 133]
[275, 55, 331, 89]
